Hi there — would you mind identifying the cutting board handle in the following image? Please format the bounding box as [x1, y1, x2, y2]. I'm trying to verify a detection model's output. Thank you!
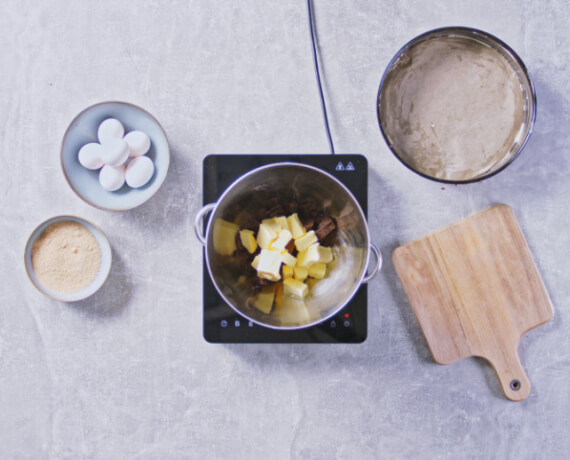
[487, 345, 531, 401]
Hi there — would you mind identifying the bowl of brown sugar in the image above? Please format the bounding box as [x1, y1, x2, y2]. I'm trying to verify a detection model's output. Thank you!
[25, 216, 112, 301]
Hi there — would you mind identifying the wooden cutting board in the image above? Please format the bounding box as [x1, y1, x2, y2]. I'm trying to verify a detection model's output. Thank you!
[392, 205, 553, 401]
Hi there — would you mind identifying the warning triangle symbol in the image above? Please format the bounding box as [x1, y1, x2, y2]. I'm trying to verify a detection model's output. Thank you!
[335, 162, 345, 171]
[346, 162, 355, 171]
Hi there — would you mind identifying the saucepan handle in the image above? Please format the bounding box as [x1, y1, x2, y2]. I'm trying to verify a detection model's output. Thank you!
[362, 242, 382, 284]
[194, 203, 216, 246]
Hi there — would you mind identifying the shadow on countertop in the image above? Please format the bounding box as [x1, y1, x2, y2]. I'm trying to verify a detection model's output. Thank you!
[120, 147, 202, 241]
[69, 246, 132, 319]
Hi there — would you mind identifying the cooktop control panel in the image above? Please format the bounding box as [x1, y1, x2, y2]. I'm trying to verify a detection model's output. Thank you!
[202, 154, 368, 343]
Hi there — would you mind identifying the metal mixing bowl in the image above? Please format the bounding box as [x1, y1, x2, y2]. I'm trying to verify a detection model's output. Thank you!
[377, 27, 537, 183]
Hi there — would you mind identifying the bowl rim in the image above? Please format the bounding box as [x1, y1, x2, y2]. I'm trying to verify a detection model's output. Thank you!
[202, 161, 372, 330]
[376, 26, 537, 184]
[60, 100, 170, 211]
[24, 215, 113, 302]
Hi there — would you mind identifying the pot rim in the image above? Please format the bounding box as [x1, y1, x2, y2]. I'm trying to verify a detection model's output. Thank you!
[203, 161, 372, 330]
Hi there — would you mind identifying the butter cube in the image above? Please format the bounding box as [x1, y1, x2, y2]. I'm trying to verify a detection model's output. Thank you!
[283, 278, 308, 298]
[252, 286, 276, 314]
[308, 262, 327, 279]
[270, 229, 292, 251]
[273, 216, 289, 231]
[259, 272, 280, 281]
[251, 254, 261, 270]
[293, 266, 308, 281]
[306, 278, 319, 290]
[279, 296, 310, 326]
[256, 249, 282, 280]
[261, 218, 282, 234]
[287, 213, 306, 239]
[297, 243, 320, 267]
[239, 229, 257, 254]
[258, 268, 282, 281]
[282, 265, 294, 279]
[281, 251, 297, 267]
[295, 230, 318, 252]
[213, 219, 239, 255]
[257, 223, 277, 250]
[318, 246, 333, 263]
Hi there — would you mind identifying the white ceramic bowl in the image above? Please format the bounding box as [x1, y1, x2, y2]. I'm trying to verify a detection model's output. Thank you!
[24, 215, 112, 302]
[61, 101, 170, 210]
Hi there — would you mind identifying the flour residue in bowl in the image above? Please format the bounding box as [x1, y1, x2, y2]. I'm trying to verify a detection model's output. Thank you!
[31, 221, 102, 294]
[379, 34, 526, 181]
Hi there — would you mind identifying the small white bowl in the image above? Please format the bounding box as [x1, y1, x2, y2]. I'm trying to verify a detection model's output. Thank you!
[61, 101, 170, 211]
[24, 216, 112, 302]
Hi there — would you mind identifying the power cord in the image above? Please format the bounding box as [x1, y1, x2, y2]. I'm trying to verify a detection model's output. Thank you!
[307, 0, 335, 155]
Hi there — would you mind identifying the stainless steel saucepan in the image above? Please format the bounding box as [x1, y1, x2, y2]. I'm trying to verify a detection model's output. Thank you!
[195, 162, 381, 330]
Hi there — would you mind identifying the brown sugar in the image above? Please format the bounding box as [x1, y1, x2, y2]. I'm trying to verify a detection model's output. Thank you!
[31, 221, 102, 294]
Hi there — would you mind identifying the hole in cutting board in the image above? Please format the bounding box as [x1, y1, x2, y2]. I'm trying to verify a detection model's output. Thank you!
[510, 379, 521, 391]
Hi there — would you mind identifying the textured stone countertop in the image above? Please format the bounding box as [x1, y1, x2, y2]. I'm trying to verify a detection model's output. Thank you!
[1, 1, 569, 459]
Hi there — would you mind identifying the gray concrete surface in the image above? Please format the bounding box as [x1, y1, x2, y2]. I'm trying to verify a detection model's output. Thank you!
[1, 1, 569, 458]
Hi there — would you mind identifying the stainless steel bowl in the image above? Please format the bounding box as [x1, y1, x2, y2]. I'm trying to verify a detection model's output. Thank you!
[377, 27, 536, 183]
[195, 162, 381, 330]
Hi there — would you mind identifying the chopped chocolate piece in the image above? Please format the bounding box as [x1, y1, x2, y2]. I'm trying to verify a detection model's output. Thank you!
[267, 204, 286, 217]
[302, 217, 315, 231]
[285, 239, 296, 254]
[299, 198, 320, 220]
[235, 232, 245, 252]
[243, 260, 257, 277]
[253, 209, 267, 223]
[239, 214, 261, 232]
[286, 201, 299, 214]
[234, 251, 253, 272]
[315, 215, 336, 241]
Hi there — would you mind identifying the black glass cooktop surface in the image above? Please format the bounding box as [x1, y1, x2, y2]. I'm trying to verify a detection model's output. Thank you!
[202, 154, 367, 343]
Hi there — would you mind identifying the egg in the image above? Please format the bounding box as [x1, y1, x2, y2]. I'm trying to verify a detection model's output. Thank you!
[100, 138, 129, 166]
[125, 131, 151, 157]
[97, 118, 124, 144]
[78, 143, 104, 169]
[99, 164, 126, 191]
[125, 156, 154, 188]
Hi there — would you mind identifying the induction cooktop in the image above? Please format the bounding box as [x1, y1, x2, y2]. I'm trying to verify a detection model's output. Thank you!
[202, 154, 367, 343]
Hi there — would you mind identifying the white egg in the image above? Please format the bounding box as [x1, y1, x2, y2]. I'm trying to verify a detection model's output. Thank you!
[99, 164, 126, 191]
[125, 131, 151, 157]
[125, 156, 155, 188]
[98, 118, 124, 144]
[100, 138, 129, 166]
[78, 143, 104, 169]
